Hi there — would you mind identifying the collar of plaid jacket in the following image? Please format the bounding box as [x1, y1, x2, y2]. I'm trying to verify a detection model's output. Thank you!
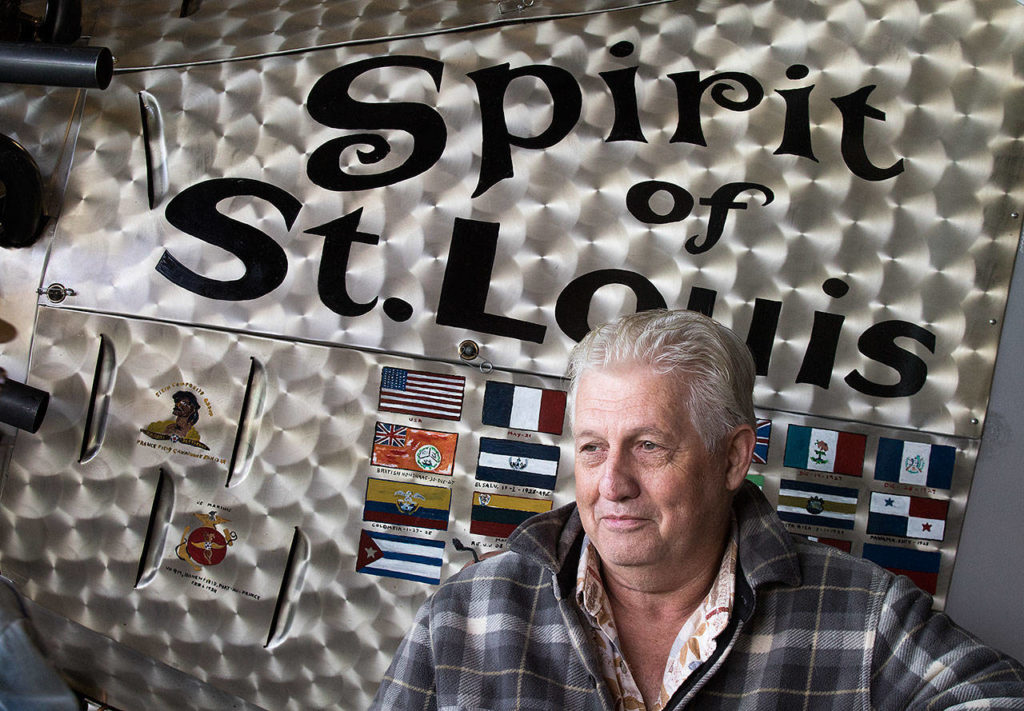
[506, 480, 803, 602]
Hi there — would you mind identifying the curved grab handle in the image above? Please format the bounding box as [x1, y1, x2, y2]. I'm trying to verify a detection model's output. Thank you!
[79, 334, 116, 464]
[138, 91, 168, 209]
[134, 467, 176, 589]
[225, 357, 267, 488]
[265, 527, 311, 649]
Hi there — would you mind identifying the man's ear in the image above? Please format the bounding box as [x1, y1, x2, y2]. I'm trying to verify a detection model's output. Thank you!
[723, 424, 756, 492]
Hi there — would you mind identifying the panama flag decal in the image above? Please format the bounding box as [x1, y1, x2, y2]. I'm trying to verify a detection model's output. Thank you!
[867, 492, 948, 541]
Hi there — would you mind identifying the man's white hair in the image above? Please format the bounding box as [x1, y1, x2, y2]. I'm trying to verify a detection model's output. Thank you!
[566, 309, 756, 453]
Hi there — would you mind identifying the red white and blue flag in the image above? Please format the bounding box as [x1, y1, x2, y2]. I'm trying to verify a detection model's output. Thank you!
[752, 418, 772, 464]
[803, 535, 853, 553]
[863, 543, 941, 594]
[475, 438, 561, 491]
[874, 438, 955, 490]
[356, 529, 444, 585]
[371, 422, 458, 476]
[481, 381, 566, 435]
[867, 492, 947, 541]
[378, 367, 465, 421]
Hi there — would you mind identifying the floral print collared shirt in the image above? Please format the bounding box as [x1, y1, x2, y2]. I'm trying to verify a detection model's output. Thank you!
[574, 528, 738, 711]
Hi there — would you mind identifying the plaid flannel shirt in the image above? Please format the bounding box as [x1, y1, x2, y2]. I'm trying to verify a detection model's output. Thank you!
[372, 482, 1024, 710]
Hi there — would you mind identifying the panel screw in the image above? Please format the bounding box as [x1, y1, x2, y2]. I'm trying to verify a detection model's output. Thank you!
[458, 340, 480, 361]
[38, 283, 77, 303]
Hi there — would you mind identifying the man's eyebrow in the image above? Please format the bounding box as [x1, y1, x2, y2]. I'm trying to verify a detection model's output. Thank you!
[573, 426, 671, 440]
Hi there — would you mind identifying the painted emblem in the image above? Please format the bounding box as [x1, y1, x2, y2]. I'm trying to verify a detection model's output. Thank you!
[904, 454, 925, 475]
[175, 511, 237, 571]
[415, 445, 442, 471]
[810, 440, 829, 465]
[141, 389, 210, 450]
[508, 456, 528, 470]
[394, 489, 426, 514]
[478, 494, 491, 506]
[805, 496, 826, 515]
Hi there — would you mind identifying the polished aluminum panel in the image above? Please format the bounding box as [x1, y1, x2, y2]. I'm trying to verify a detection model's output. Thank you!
[44, 0, 1024, 438]
[5, 0, 1023, 707]
[86, 0, 669, 69]
[2, 306, 577, 709]
[0, 83, 85, 382]
[1, 307, 977, 709]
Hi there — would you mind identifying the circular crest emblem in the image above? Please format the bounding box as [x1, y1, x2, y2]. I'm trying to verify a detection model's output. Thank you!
[415, 445, 442, 471]
[805, 496, 825, 515]
[186, 526, 228, 567]
[904, 454, 925, 475]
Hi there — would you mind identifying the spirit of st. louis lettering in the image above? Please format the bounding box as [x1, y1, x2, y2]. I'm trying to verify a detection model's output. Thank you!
[156, 46, 930, 399]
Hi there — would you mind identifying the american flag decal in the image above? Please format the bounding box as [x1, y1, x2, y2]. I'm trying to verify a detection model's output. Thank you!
[752, 419, 772, 465]
[378, 367, 466, 421]
[374, 422, 407, 447]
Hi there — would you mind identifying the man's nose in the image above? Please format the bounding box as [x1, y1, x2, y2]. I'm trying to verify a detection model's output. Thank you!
[598, 447, 640, 500]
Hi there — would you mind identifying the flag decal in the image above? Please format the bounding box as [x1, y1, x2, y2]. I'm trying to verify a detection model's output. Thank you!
[475, 438, 561, 491]
[873, 437, 955, 490]
[752, 419, 772, 465]
[783, 425, 866, 477]
[378, 367, 465, 421]
[470, 491, 553, 539]
[776, 479, 859, 530]
[862, 543, 941, 594]
[356, 529, 444, 585]
[867, 492, 948, 541]
[363, 477, 452, 530]
[481, 381, 567, 435]
[371, 421, 458, 476]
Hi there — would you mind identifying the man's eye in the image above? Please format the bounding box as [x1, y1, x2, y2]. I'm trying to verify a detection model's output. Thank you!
[640, 441, 659, 451]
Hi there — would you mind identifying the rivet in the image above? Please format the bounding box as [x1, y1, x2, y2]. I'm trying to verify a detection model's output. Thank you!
[38, 283, 77, 304]
[458, 340, 480, 361]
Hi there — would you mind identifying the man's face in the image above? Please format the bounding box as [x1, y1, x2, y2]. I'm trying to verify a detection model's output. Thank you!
[173, 398, 195, 419]
[572, 366, 746, 584]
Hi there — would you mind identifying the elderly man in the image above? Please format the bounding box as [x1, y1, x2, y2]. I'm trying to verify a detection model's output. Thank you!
[372, 309, 1024, 709]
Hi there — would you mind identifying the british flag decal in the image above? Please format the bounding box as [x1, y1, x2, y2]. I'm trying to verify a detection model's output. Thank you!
[752, 419, 772, 465]
[374, 422, 407, 448]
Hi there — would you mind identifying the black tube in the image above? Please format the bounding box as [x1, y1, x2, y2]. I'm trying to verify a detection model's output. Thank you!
[0, 374, 49, 433]
[0, 42, 113, 89]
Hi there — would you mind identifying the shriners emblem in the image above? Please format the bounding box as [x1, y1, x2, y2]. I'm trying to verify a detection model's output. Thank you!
[176, 511, 237, 571]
